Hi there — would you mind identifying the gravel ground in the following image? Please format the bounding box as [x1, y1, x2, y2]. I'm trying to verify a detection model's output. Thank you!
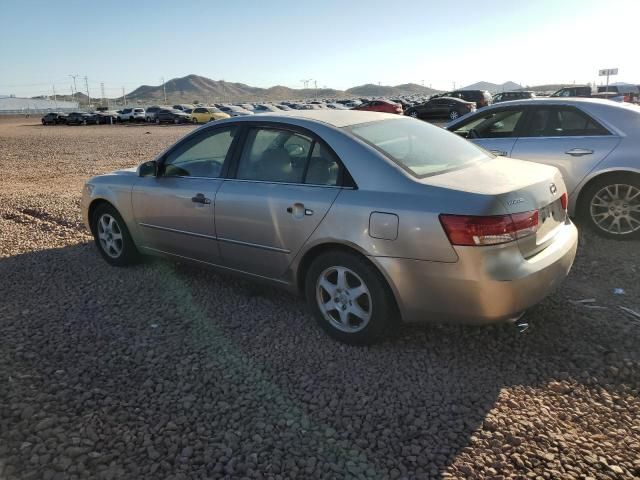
[0, 117, 639, 479]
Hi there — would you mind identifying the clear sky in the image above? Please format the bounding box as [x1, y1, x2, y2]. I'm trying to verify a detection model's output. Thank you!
[1, 0, 638, 97]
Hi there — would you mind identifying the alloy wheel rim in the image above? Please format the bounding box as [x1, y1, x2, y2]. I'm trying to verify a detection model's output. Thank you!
[316, 266, 372, 333]
[410, 111, 418, 118]
[590, 183, 640, 235]
[97, 214, 124, 258]
[450, 111, 459, 119]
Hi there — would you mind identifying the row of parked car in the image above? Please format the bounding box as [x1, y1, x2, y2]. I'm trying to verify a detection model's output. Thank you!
[41, 83, 640, 127]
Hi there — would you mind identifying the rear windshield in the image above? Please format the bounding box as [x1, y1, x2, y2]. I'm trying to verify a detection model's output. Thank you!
[346, 118, 490, 177]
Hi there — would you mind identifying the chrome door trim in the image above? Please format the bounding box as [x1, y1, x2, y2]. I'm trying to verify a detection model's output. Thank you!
[224, 178, 349, 189]
[141, 246, 290, 285]
[139, 222, 217, 241]
[217, 236, 291, 254]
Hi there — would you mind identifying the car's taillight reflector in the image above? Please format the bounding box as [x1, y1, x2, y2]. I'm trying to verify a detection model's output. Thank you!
[560, 192, 568, 210]
[439, 211, 539, 246]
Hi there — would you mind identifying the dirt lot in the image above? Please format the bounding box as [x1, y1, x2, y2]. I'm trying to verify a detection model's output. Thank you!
[0, 116, 639, 479]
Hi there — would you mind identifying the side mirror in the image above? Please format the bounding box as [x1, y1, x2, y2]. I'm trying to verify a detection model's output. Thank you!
[139, 160, 158, 177]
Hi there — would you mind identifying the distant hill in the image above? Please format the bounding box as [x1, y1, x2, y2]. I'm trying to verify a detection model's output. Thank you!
[126, 74, 343, 103]
[346, 83, 441, 97]
[32, 92, 88, 103]
[520, 84, 572, 93]
[461, 81, 522, 93]
[30, 75, 445, 105]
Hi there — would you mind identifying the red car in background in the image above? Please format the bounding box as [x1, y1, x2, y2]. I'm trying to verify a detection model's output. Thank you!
[352, 99, 403, 114]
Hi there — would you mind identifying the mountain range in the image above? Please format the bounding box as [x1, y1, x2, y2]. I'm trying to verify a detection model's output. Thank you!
[33, 75, 553, 105]
[460, 81, 522, 92]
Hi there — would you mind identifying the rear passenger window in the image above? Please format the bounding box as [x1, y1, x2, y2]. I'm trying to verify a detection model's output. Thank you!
[236, 129, 312, 183]
[522, 108, 609, 137]
[305, 143, 339, 186]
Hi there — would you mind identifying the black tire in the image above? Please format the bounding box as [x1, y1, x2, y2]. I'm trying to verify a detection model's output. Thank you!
[449, 110, 460, 120]
[82, 119, 87, 125]
[91, 203, 140, 266]
[305, 251, 397, 345]
[42, 120, 46, 125]
[578, 173, 640, 240]
[408, 111, 419, 119]
[156, 118, 161, 124]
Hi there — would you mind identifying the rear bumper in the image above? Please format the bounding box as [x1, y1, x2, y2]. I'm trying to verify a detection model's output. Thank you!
[374, 221, 578, 325]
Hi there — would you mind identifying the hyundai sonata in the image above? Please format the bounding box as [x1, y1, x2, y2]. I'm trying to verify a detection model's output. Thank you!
[81, 111, 578, 344]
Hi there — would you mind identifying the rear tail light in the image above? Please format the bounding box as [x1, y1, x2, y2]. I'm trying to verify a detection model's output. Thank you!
[439, 211, 539, 246]
[560, 192, 568, 210]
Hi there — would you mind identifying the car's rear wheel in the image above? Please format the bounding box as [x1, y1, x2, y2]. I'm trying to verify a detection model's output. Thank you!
[192, 117, 199, 124]
[92, 204, 139, 266]
[305, 251, 396, 345]
[156, 118, 160, 124]
[42, 120, 46, 125]
[174, 118, 179, 124]
[580, 174, 640, 239]
[449, 110, 460, 120]
[82, 119, 87, 125]
[409, 111, 418, 118]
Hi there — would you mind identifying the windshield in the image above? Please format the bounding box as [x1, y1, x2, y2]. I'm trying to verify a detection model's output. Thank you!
[347, 118, 490, 177]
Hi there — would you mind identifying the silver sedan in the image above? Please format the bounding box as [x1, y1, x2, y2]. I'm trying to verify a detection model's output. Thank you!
[81, 111, 578, 344]
[447, 98, 640, 238]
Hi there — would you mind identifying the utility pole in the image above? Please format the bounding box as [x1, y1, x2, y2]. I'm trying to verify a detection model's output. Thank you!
[100, 82, 106, 107]
[52, 85, 57, 103]
[69, 74, 79, 103]
[161, 77, 167, 104]
[84, 76, 90, 109]
[122, 87, 127, 106]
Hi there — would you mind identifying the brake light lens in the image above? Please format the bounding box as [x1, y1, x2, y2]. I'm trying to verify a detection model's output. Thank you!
[439, 211, 539, 246]
[560, 192, 568, 210]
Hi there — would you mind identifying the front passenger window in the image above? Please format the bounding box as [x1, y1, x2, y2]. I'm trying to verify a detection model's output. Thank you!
[162, 127, 236, 178]
[452, 109, 524, 138]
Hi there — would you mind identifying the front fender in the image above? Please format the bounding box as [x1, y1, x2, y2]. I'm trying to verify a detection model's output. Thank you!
[81, 175, 136, 239]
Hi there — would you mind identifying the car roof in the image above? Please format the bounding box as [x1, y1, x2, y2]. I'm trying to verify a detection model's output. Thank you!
[214, 110, 400, 128]
[478, 97, 626, 108]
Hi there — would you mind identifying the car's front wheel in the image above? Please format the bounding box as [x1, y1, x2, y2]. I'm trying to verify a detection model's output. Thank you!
[409, 111, 418, 118]
[580, 174, 640, 239]
[92, 204, 140, 266]
[305, 251, 396, 345]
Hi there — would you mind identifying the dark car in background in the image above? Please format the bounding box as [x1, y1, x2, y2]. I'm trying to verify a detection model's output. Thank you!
[156, 108, 190, 124]
[95, 111, 118, 124]
[144, 106, 163, 123]
[41, 112, 67, 125]
[352, 99, 403, 114]
[436, 90, 492, 108]
[493, 91, 536, 103]
[65, 112, 99, 125]
[405, 97, 476, 120]
[551, 85, 593, 98]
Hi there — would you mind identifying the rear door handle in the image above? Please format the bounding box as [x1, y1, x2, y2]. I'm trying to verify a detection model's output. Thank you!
[191, 193, 211, 204]
[490, 150, 508, 156]
[565, 148, 594, 156]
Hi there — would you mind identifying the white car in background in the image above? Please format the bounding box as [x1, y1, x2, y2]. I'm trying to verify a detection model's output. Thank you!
[118, 108, 145, 123]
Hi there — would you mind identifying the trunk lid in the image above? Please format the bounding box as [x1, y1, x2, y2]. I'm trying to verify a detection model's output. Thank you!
[421, 156, 568, 257]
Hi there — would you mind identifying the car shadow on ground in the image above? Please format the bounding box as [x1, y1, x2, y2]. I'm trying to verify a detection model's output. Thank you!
[0, 242, 638, 479]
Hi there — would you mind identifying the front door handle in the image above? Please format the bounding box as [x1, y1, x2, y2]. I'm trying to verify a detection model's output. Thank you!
[287, 203, 313, 218]
[191, 193, 211, 204]
[565, 148, 594, 156]
[490, 150, 508, 157]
